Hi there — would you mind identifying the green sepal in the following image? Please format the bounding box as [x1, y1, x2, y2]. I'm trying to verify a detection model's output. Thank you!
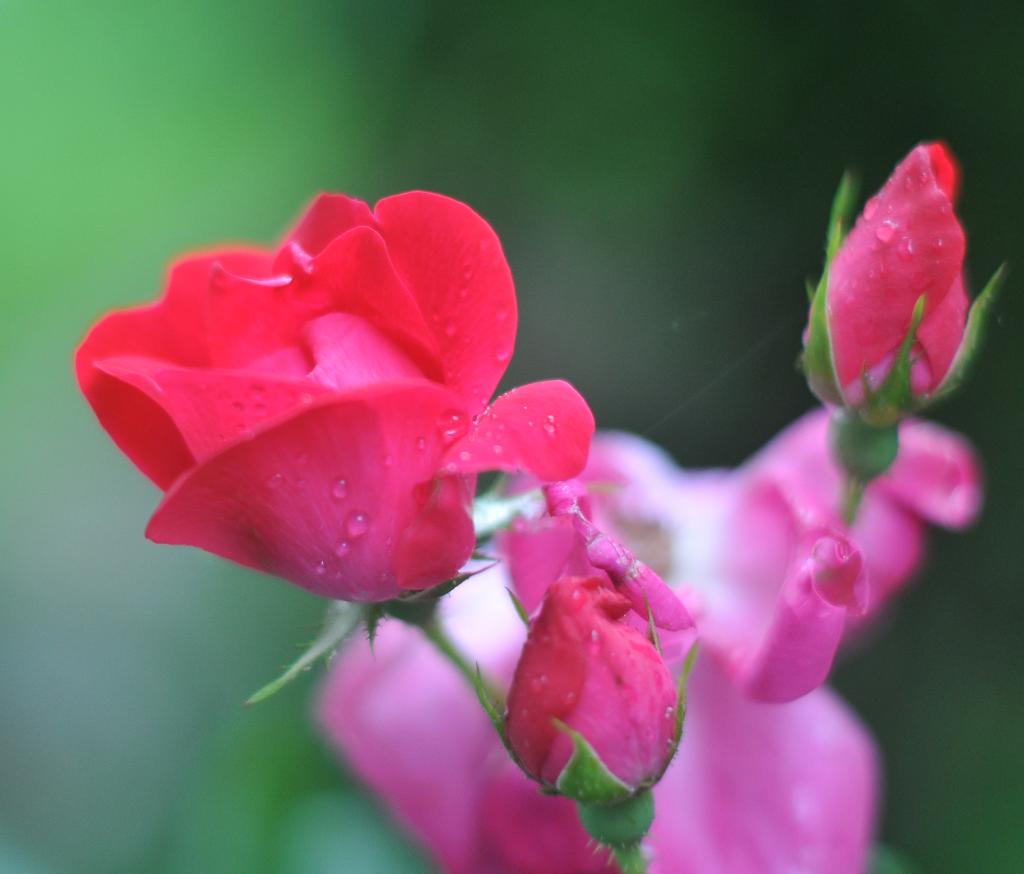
[506, 588, 530, 626]
[649, 643, 699, 784]
[858, 295, 926, 426]
[554, 720, 634, 804]
[245, 600, 365, 706]
[645, 599, 662, 656]
[364, 604, 384, 651]
[801, 172, 858, 406]
[576, 790, 655, 848]
[927, 263, 1007, 403]
[825, 171, 859, 262]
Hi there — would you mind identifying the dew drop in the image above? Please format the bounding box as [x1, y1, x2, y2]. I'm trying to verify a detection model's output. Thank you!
[875, 220, 896, 243]
[335, 540, 350, 558]
[416, 436, 427, 452]
[543, 414, 557, 437]
[315, 560, 328, 577]
[266, 472, 284, 489]
[458, 450, 472, 462]
[590, 630, 599, 642]
[495, 307, 509, 323]
[862, 197, 879, 221]
[897, 236, 915, 260]
[495, 348, 510, 363]
[492, 444, 504, 456]
[437, 410, 467, 443]
[331, 478, 348, 500]
[346, 511, 369, 539]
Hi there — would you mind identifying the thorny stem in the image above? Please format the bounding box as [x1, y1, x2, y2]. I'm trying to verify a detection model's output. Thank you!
[420, 616, 505, 707]
[612, 843, 649, 874]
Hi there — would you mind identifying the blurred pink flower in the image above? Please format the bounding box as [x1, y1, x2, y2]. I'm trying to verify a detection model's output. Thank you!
[317, 568, 877, 874]
[76, 192, 593, 602]
[566, 409, 980, 700]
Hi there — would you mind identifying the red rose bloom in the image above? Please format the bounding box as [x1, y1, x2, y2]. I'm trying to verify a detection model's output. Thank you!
[76, 192, 594, 601]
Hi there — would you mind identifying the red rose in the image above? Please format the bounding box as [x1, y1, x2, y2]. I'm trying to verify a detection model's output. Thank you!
[77, 192, 594, 601]
[506, 576, 677, 791]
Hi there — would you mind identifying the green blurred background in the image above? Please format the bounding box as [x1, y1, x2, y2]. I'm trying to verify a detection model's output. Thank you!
[1, 2, 1021, 872]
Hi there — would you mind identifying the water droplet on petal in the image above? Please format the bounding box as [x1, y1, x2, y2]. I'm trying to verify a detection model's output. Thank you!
[315, 560, 328, 577]
[416, 436, 427, 452]
[331, 478, 348, 500]
[495, 348, 510, 363]
[897, 236, 915, 260]
[335, 540, 350, 558]
[437, 410, 468, 444]
[346, 511, 369, 539]
[267, 473, 284, 489]
[863, 197, 879, 221]
[875, 220, 896, 243]
[542, 414, 557, 437]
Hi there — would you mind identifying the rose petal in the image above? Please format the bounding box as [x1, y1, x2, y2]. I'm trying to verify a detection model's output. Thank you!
[310, 226, 443, 380]
[92, 356, 330, 461]
[304, 311, 426, 391]
[374, 191, 517, 410]
[278, 193, 376, 260]
[75, 249, 273, 487]
[443, 380, 595, 481]
[146, 381, 474, 600]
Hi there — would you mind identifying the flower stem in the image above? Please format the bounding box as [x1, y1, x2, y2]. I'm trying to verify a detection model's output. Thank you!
[420, 617, 505, 707]
[841, 475, 865, 526]
[612, 843, 648, 874]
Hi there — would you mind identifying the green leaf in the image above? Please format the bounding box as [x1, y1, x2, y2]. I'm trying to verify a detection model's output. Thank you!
[860, 294, 926, 425]
[472, 489, 543, 541]
[246, 601, 365, 706]
[554, 720, 633, 804]
[928, 263, 1007, 403]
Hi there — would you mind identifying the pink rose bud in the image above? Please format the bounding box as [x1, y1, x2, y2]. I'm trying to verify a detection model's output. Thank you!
[803, 142, 1002, 424]
[506, 576, 678, 796]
